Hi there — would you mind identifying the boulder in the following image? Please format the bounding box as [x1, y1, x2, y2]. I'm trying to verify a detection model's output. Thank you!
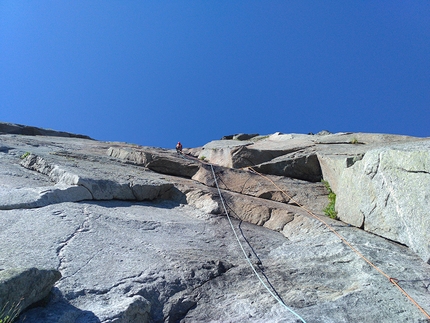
[106, 146, 153, 165]
[263, 208, 295, 231]
[0, 268, 61, 319]
[336, 140, 430, 263]
[184, 167, 321, 231]
[181, 147, 202, 158]
[105, 295, 151, 323]
[229, 144, 306, 169]
[17, 293, 150, 323]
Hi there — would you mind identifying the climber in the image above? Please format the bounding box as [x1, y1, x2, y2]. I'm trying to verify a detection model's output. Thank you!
[176, 141, 183, 154]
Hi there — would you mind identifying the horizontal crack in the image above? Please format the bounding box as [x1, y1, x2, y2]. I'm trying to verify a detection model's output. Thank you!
[398, 167, 430, 175]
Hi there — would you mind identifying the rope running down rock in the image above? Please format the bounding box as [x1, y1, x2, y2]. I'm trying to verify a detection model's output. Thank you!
[247, 166, 430, 321]
[210, 164, 308, 323]
[181, 151, 430, 321]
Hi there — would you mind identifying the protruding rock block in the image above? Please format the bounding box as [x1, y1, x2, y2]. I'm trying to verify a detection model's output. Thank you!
[336, 140, 430, 263]
[0, 268, 61, 320]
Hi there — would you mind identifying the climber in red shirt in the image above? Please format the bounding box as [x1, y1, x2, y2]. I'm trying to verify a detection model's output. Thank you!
[176, 142, 183, 153]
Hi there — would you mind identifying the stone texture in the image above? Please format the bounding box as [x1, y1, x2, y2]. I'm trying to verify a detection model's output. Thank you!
[0, 184, 92, 210]
[220, 133, 259, 141]
[192, 163, 327, 215]
[201, 132, 424, 183]
[317, 153, 364, 193]
[199, 134, 316, 172]
[1, 202, 429, 323]
[253, 152, 322, 182]
[220, 189, 313, 228]
[197, 140, 253, 168]
[263, 209, 295, 231]
[0, 122, 91, 139]
[185, 189, 221, 214]
[107, 146, 199, 178]
[1, 125, 430, 322]
[17, 153, 175, 204]
[0, 268, 61, 319]
[336, 140, 430, 263]
[315, 132, 425, 192]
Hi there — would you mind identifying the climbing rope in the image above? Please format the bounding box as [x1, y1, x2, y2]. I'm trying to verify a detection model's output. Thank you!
[210, 164, 308, 323]
[179, 151, 430, 320]
[246, 167, 430, 321]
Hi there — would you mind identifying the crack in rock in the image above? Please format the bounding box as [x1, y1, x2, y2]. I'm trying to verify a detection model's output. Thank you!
[57, 207, 95, 274]
[130, 260, 233, 323]
[398, 167, 430, 175]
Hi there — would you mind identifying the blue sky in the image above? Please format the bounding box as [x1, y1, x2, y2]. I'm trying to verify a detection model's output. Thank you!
[1, 1, 429, 148]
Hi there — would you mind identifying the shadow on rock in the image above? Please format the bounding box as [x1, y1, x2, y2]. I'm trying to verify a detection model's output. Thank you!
[82, 197, 186, 210]
[16, 288, 101, 323]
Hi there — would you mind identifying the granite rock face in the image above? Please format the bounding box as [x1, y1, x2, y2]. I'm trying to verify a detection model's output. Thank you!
[3, 201, 430, 323]
[0, 122, 91, 139]
[0, 268, 61, 319]
[200, 131, 430, 264]
[192, 163, 327, 213]
[0, 123, 429, 322]
[336, 140, 430, 263]
[107, 146, 200, 178]
[252, 152, 322, 182]
[199, 132, 421, 181]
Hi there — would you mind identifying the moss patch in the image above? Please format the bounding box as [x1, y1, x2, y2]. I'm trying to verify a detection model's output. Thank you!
[322, 180, 338, 219]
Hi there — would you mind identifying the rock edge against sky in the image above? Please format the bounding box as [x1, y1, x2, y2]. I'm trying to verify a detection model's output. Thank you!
[0, 122, 429, 323]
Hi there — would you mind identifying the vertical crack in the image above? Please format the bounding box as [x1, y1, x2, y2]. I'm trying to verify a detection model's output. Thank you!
[56, 206, 93, 274]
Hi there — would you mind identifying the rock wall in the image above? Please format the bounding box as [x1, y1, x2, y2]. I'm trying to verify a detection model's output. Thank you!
[0, 122, 91, 139]
[0, 268, 61, 320]
[0, 124, 429, 322]
[336, 140, 430, 263]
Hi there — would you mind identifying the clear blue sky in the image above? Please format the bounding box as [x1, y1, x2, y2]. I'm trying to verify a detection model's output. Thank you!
[1, 1, 429, 148]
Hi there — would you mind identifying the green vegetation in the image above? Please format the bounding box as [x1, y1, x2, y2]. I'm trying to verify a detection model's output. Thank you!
[322, 180, 338, 219]
[199, 156, 206, 161]
[350, 138, 359, 144]
[0, 315, 12, 323]
[20, 152, 30, 159]
[0, 301, 21, 323]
